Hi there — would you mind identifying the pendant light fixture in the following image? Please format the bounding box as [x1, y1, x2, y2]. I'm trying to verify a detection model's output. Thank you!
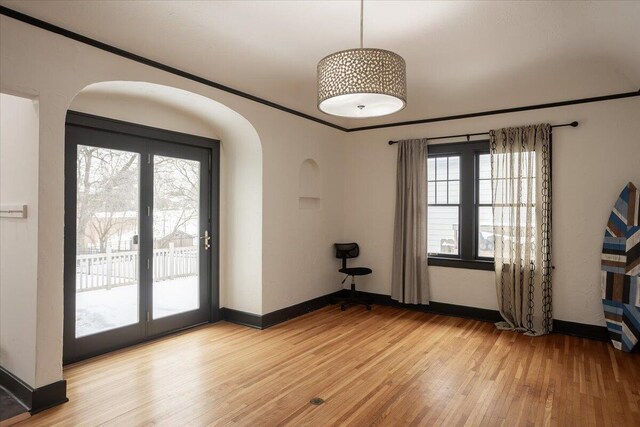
[317, 0, 407, 118]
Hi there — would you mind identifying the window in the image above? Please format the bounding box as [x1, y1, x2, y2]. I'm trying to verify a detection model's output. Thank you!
[477, 154, 493, 258]
[487, 151, 538, 258]
[427, 155, 460, 256]
[427, 142, 493, 270]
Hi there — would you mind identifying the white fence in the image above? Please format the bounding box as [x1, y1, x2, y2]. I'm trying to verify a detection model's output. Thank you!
[76, 245, 198, 292]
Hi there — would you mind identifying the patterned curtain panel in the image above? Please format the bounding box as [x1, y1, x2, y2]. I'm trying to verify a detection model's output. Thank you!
[489, 124, 552, 335]
[391, 139, 430, 304]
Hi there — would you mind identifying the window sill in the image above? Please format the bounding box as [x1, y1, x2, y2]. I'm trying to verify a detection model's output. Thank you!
[428, 257, 495, 271]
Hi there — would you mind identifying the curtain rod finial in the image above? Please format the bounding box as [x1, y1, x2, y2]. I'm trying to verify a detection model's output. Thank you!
[570, 121, 579, 127]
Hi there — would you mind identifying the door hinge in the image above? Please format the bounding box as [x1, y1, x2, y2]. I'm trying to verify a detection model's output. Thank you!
[147, 153, 151, 164]
[147, 258, 150, 269]
[146, 312, 150, 322]
[147, 206, 151, 216]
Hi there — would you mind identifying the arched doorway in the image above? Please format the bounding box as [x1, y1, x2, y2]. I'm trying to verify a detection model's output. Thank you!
[63, 81, 263, 362]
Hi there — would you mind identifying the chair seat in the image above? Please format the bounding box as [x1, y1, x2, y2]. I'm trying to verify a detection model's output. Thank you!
[339, 267, 372, 276]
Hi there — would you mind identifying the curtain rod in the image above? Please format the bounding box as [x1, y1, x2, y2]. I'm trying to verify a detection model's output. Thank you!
[387, 121, 579, 145]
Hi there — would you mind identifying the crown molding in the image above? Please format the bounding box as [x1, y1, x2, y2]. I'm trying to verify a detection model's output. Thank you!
[2, 6, 638, 133]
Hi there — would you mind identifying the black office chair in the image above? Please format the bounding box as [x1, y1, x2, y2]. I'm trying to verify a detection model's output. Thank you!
[333, 243, 372, 311]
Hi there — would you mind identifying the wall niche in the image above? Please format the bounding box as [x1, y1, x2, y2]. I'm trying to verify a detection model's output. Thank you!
[298, 158, 320, 210]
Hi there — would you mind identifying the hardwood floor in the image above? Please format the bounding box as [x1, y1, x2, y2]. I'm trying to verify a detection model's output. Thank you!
[20, 306, 639, 426]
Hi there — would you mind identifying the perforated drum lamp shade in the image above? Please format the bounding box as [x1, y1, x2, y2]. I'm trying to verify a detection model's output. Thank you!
[317, 48, 407, 118]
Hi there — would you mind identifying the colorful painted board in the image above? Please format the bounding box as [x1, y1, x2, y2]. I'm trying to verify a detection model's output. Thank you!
[601, 182, 640, 352]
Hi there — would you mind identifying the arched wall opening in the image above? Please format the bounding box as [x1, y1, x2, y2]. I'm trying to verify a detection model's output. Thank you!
[1, 19, 347, 391]
[68, 81, 264, 314]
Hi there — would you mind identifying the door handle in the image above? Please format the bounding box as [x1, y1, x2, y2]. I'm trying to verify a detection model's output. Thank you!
[200, 230, 211, 251]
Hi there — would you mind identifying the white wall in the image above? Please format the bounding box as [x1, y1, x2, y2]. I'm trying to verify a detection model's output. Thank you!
[71, 87, 221, 139]
[1, 11, 637, 389]
[344, 97, 640, 326]
[0, 93, 39, 387]
[0, 16, 346, 386]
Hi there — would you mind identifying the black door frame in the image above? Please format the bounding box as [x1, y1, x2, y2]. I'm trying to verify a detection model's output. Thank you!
[63, 111, 220, 364]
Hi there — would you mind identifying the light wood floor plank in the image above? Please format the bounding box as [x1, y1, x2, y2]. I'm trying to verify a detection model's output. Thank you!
[18, 305, 640, 426]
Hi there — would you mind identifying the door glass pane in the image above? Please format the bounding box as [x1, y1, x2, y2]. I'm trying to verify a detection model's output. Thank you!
[75, 146, 140, 338]
[153, 156, 200, 319]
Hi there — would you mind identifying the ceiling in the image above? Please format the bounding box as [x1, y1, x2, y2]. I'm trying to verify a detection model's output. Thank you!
[2, 0, 639, 129]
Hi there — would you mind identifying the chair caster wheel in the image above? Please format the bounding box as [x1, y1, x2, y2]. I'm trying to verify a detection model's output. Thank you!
[340, 305, 346, 311]
[366, 305, 372, 311]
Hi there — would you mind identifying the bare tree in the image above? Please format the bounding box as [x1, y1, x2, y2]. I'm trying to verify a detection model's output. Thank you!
[76, 146, 139, 253]
[153, 156, 199, 240]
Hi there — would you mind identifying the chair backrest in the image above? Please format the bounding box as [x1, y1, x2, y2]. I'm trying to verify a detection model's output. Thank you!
[335, 242, 359, 269]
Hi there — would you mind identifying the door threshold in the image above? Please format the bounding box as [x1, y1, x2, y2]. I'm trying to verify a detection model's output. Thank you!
[64, 320, 215, 367]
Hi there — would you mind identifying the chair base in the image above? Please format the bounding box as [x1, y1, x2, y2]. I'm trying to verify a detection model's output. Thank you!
[331, 277, 372, 311]
[338, 298, 371, 311]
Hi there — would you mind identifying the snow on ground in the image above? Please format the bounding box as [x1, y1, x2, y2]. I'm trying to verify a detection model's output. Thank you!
[76, 276, 199, 337]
